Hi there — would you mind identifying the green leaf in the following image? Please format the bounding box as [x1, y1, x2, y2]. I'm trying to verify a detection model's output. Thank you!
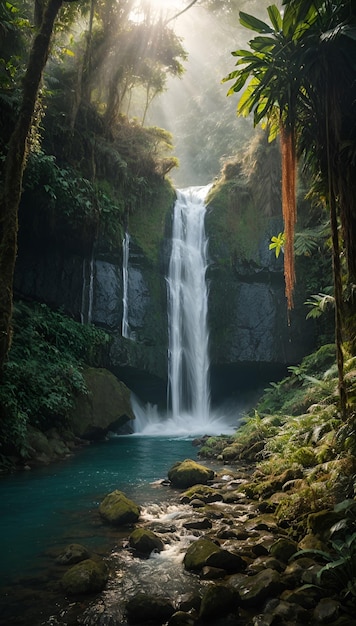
[267, 5, 282, 32]
[237, 77, 260, 116]
[239, 11, 273, 35]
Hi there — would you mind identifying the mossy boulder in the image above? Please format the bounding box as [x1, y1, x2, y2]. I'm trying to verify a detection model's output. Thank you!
[228, 568, 281, 608]
[168, 459, 214, 488]
[269, 538, 298, 563]
[129, 528, 164, 555]
[99, 490, 140, 526]
[183, 538, 246, 574]
[61, 558, 108, 595]
[199, 584, 240, 621]
[126, 593, 175, 624]
[56, 543, 91, 565]
[180, 484, 222, 504]
[307, 509, 344, 540]
[70, 367, 134, 439]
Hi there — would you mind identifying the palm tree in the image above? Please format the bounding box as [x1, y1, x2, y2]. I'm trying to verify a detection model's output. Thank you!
[223, 1, 356, 418]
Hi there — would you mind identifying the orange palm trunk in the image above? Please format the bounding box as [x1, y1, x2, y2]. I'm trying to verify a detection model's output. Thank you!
[280, 125, 297, 310]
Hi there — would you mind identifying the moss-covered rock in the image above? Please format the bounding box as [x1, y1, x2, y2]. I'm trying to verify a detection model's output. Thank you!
[99, 490, 140, 526]
[129, 528, 164, 555]
[180, 484, 222, 504]
[168, 459, 214, 488]
[70, 367, 134, 439]
[228, 568, 281, 608]
[307, 509, 343, 540]
[199, 584, 239, 621]
[56, 543, 91, 565]
[61, 558, 108, 595]
[183, 538, 246, 574]
[269, 538, 298, 563]
[126, 593, 175, 624]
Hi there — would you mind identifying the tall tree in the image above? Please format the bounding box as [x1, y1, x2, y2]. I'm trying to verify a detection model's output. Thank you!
[0, 0, 77, 376]
[223, 1, 356, 418]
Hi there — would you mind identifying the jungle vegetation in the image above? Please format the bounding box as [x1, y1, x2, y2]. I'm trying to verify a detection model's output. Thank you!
[223, 0, 356, 419]
[0, 0, 355, 473]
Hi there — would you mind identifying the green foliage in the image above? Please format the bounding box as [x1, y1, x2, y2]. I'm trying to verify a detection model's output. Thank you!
[0, 301, 109, 455]
[291, 500, 356, 599]
[22, 149, 124, 251]
[305, 293, 334, 320]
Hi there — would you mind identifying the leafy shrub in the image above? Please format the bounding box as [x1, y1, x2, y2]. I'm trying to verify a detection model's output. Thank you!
[0, 301, 109, 456]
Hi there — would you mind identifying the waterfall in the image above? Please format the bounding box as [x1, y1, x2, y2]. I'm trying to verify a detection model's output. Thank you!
[122, 232, 131, 338]
[80, 253, 94, 325]
[167, 186, 211, 421]
[131, 185, 235, 436]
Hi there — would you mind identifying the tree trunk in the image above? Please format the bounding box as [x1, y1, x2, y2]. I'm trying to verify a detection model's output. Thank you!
[0, 0, 63, 376]
[325, 96, 348, 419]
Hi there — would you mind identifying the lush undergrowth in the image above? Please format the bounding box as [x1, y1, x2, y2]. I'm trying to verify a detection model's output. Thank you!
[0, 301, 109, 465]
[200, 343, 356, 538]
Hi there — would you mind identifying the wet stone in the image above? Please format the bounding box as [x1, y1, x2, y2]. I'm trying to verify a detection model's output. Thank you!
[313, 597, 340, 623]
[227, 568, 281, 608]
[126, 593, 175, 625]
[199, 584, 240, 621]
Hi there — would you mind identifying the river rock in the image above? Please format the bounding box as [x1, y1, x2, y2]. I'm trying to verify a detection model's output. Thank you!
[269, 537, 298, 562]
[167, 611, 196, 626]
[183, 518, 212, 530]
[181, 484, 223, 504]
[56, 543, 91, 565]
[199, 583, 239, 620]
[126, 593, 175, 624]
[307, 508, 343, 540]
[129, 528, 164, 555]
[228, 568, 281, 608]
[313, 597, 340, 622]
[183, 538, 246, 574]
[168, 459, 215, 488]
[61, 558, 108, 595]
[99, 490, 140, 525]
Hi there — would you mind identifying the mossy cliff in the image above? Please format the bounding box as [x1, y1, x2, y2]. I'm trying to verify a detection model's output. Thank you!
[205, 134, 328, 374]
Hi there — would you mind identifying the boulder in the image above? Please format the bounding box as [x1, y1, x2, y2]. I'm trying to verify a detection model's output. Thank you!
[61, 558, 108, 595]
[183, 538, 246, 574]
[56, 543, 91, 565]
[199, 584, 239, 621]
[168, 611, 196, 626]
[70, 367, 134, 439]
[129, 528, 164, 555]
[269, 537, 298, 562]
[168, 459, 214, 488]
[126, 593, 174, 624]
[99, 490, 140, 526]
[228, 568, 281, 608]
[180, 484, 222, 504]
[313, 598, 340, 623]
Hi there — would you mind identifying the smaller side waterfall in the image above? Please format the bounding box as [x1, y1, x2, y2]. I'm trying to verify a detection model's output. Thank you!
[80, 253, 94, 324]
[122, 232, 131, 338]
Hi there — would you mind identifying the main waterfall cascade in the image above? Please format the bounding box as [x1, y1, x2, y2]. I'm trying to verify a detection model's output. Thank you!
[167, 186, 211, 420]
[133, 185, 234, 436]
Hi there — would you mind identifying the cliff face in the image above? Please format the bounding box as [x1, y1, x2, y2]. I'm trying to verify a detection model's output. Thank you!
[14, 163, 318, 405]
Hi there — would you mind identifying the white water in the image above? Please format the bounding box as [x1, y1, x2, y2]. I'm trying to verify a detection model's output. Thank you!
[122, 232, 131, 338]
[80, 253, 94, 324]
[132, 185, 235, 436]
[167, 186, 211, 420]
